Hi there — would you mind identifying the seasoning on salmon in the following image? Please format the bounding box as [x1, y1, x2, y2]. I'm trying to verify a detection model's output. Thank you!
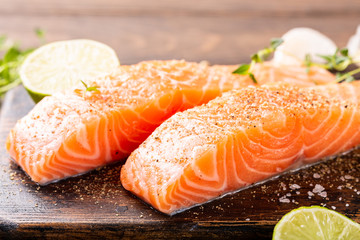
[120, 82, 360, 215]
[6, 60, 334, 185]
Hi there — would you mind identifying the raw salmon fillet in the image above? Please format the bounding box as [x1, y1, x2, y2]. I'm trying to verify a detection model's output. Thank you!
[6, 60, 334, 185]
[121, 82, 360, 215]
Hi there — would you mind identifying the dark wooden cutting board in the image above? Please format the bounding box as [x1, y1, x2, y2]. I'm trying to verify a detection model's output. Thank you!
[0, 86, 359, 239]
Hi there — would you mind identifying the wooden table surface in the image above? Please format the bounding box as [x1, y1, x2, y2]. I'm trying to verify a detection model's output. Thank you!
[1, 0, 360, 239]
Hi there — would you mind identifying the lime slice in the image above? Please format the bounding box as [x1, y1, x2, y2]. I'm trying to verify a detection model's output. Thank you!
[20, 39, 120, 103]
[273, 206, 360, 240]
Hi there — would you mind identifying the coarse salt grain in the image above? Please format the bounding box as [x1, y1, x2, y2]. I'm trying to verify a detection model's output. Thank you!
[290, 184, 301, 190]
[279, 196, 290, 203]
[313, 184, 325, 193]
[318, 191, 327, 198]
[313, 173, 320, 179]
[345, 175, 353, 180]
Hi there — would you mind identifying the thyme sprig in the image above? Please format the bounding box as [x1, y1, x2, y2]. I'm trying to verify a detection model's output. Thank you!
[304, 48, 360, 83]
[232, 38, 284, 84]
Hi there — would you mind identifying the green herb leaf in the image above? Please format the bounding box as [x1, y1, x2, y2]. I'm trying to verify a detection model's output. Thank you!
[270, 38, 284, 50]
[257, 49, 272, 63]
[232, 64, 250, 75]
[304, 46, 360, 83]
[345, 75, 355, 82]
[251, 53, 261, 63]
[86, 86, 100, 92]
[340, 48, 349, 57]
[0, 29, 46, 97]
[80, 80, 89, 89]
[233, 37, 283, 84]
[248, 72, 257, 84]
[4, 47, 21, 63]
[81, 80, 99, 92]
[317, 54, 332, 63]
[335, 68, 360, 83]
[251, 38, 283, 63]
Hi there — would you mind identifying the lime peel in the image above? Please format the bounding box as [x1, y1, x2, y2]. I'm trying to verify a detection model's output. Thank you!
[273, 206, 360, 240]
[20, 39, 120, 103]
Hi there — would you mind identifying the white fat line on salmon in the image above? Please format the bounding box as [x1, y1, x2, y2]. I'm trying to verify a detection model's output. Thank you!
[226, 136, 249, 186]
[41, 155, 69, 180]
[217, 74, 227, 92]
[191, 147, 222, 187]
[164, 185, 191, 212]
[304, 103, 346, 158]
[239, 129, 299, 164]
[166, 150, 340, 216]
[101, 114, 112, 162]
[199, 73, 215, 101]
[234, 137, 276, 177]
[243, 136, 305, 164]
[153, 92, 177, 111]
[131, 107, 161, 128]
[341, 125, 360, 151]
[301, 108, 339, 150]
[174, 176, 212, 200]
[116, 109, 151, 142]
[125, 161, 142, 195]
[60, 121, 101, 161]
[108, 112, 131, 155]
[158, 71, 194, 87]
[311, 107, 357, 160]
[75, 123, 92, 152]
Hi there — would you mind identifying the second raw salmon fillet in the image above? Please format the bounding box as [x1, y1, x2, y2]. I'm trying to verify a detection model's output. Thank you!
[121, 82, 360, 215]
[6, 60, 334, 184]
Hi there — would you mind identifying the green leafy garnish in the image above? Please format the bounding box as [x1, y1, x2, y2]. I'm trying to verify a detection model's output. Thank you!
[232, 64, 250, 74]
[251, 38, 284, 63]
[233, 38, 284, 83]
[0, 29, 45, 98]
[304, 48, 360, 83]
[80, 80, 99, 92]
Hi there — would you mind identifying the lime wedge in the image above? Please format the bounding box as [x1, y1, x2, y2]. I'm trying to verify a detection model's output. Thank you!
[273, 206, 360, 240]
[20, 39, 120, 103]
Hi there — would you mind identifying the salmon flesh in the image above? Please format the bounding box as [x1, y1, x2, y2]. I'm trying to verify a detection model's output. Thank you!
[6, 60, 334, 184]
[121, 82, 360, 215]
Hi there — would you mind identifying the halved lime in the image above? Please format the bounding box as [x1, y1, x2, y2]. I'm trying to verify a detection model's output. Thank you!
[273, 206, 360, 240]
[20, 39, 120, 103]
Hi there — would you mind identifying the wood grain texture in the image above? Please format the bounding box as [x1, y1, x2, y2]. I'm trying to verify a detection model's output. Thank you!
[0, 0, 359, 64]
[0, 87, 359, 239]
[0, 0, 360, 238]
